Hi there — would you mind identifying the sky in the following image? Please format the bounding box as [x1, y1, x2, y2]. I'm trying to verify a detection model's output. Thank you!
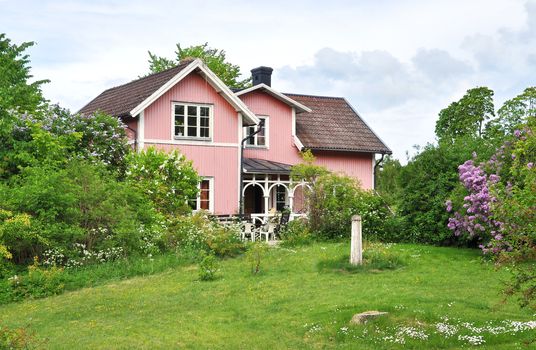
[2, 0, 535, 161]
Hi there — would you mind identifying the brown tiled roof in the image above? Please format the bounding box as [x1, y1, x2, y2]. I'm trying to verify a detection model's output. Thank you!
[285, 94, 391, 154]
[78, 61, 191, 117]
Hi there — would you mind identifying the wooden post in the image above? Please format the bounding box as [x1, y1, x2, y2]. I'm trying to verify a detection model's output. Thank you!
[350, 215, 362, 265]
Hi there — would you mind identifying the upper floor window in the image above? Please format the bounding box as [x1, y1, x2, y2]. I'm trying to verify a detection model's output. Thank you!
[244, 116, 268, 147]
[173, 103, 211, 140]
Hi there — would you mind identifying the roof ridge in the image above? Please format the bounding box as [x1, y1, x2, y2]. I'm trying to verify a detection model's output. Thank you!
[101, 61, 190, 93]
[283, 92, 345, 100]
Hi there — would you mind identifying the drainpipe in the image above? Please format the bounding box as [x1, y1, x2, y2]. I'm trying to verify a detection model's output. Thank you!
[239, 119, 265, 216]
[373, 153, 386, 191]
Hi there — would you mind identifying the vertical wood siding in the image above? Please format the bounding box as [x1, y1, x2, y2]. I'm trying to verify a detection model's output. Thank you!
[240, 91, 374, 189]
[144, 73, 239, 143]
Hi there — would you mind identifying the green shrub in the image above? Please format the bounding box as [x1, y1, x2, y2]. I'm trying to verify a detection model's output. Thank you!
[279, 218, 311, 246]
[162, 212, 244, 257]
[0, 323, 40, 350]
[246, 242, 268, 275]
[8, 258, 65, 301]
[1, 161, 162, 265]
[0, 243, 13, 279]
[126, 147, 200, 216]
[198, 253, 218, 281]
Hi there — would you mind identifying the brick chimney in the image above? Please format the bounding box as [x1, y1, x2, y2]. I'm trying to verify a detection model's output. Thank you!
[251, 66, 273, 87]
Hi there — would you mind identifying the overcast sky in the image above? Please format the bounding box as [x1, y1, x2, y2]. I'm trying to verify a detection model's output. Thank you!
[2, 0, 535, 160]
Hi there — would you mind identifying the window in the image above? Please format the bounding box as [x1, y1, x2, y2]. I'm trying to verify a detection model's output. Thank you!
[244, 116, 268, 147]
[273, 185, 287, 211]
[190, 178, 214, 212]
[174, 103, 211, 140]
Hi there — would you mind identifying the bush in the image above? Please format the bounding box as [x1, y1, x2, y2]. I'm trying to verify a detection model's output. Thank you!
[0, 243, 13, 279]
[198, 253, 218, 281]
[302, 172, 395, 241]
[1, 161, 162, 264]
[0, 323, 40, 350]
[162, 212, 245, 257]
[279, 218, 312, 246]
[245, 242, 268, 275]
[126, 147, 200, 216]
[8, 258, 65, 301]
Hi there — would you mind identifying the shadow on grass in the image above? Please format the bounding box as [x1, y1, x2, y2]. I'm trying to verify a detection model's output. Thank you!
[317, 251, 405, 274]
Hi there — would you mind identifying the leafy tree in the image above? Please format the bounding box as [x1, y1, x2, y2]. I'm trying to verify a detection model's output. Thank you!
[146, 43, 251, 89]
[435, 87, 495, 142]
[0, 33, 48, 115]
[487, 87, 536, 137]
[376, 156, 402, 208]
[0, 33, 48, 177]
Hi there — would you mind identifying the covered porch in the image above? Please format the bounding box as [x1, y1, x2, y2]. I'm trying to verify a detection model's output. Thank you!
[242, 158, 309, 225]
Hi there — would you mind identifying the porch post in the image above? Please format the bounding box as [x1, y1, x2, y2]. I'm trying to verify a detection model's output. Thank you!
[264, 174, 269, 217]
[288, 195, 294, 213]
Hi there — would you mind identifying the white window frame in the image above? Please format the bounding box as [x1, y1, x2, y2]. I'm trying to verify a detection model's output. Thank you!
[243, 116, 269, 148]
[191, 177, 214, 213]
[270, 184, 288, 211]
[171, 102, 213, 141]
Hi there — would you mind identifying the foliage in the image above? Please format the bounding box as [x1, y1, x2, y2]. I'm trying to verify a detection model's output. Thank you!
[198, 253, 218, 281]
[0, 33, 47, 115]
[0, 33, 48, 179]
[279, 218, 312, 246]
[0, 323, 40, 350]
[162, 212, 244, 257]
[15, 107, 130, 174]
[126, 147, 200, 216]
[0, 243, 13, 279]
[1, 161, 161, 264]
[245, 242, 268, 275]
[397, 137, 496, 245]
[489, 87, 536, 137]
[375, 156, 403, 209]
[435, 87, 494, 142]
[147, 42, 251, 89]
[8, 258, 65, 301]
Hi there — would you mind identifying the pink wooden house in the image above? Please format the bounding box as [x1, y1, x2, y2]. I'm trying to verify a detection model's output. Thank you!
[80, 59, 391, 220]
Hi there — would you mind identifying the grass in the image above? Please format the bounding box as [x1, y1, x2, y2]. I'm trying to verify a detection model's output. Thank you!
[0, 243, 534, 349]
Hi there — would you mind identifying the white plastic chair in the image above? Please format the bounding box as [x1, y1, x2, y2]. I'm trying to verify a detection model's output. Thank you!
[259, 223, 276, 242]
[242, 222, 256, 242]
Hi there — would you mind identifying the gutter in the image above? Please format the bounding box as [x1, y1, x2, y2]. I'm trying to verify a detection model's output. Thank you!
[373, 153, 386, 190]
[239, 119, 265, 216]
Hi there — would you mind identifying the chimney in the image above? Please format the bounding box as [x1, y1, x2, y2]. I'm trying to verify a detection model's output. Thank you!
[251, 66, 273, 87]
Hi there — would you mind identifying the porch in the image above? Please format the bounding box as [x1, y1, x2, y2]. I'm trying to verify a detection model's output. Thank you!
[242, 158, 309, 225]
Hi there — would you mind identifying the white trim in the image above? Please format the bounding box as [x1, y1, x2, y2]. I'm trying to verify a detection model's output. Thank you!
[237, 112, 243, 213]
[293, 135, 304, 151]
[193, 177, 214, 213]
[129, 59, 259, 125]
[291, 107, 296, 136]
[243, 115, 269, 149]
[144, 139, 239, 148]
[236, 83, 312, 114]
[171, 102, 213, 141]
[372, 155, 375, 190]
[138, 110, 145, 151]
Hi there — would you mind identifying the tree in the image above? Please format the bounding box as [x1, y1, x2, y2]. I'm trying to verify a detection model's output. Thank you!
[487, 87, 536, 137]
[435, 87, 495, 142]
[146, 43, 251, 89]
[376, 156, 402, 208]
[0, 33, 48, 115]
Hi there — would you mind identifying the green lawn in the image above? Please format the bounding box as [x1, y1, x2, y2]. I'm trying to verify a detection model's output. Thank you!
[1, 243, 534, 349]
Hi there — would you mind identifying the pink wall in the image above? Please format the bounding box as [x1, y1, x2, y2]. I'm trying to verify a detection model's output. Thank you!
[144, 73, 239, 143]
[239, 91, 303, 165]
[240, 90, 374, 189]
[146, 143, 239, 214]
[141, 72, 241, 214]
[315, 151, 373, 189]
